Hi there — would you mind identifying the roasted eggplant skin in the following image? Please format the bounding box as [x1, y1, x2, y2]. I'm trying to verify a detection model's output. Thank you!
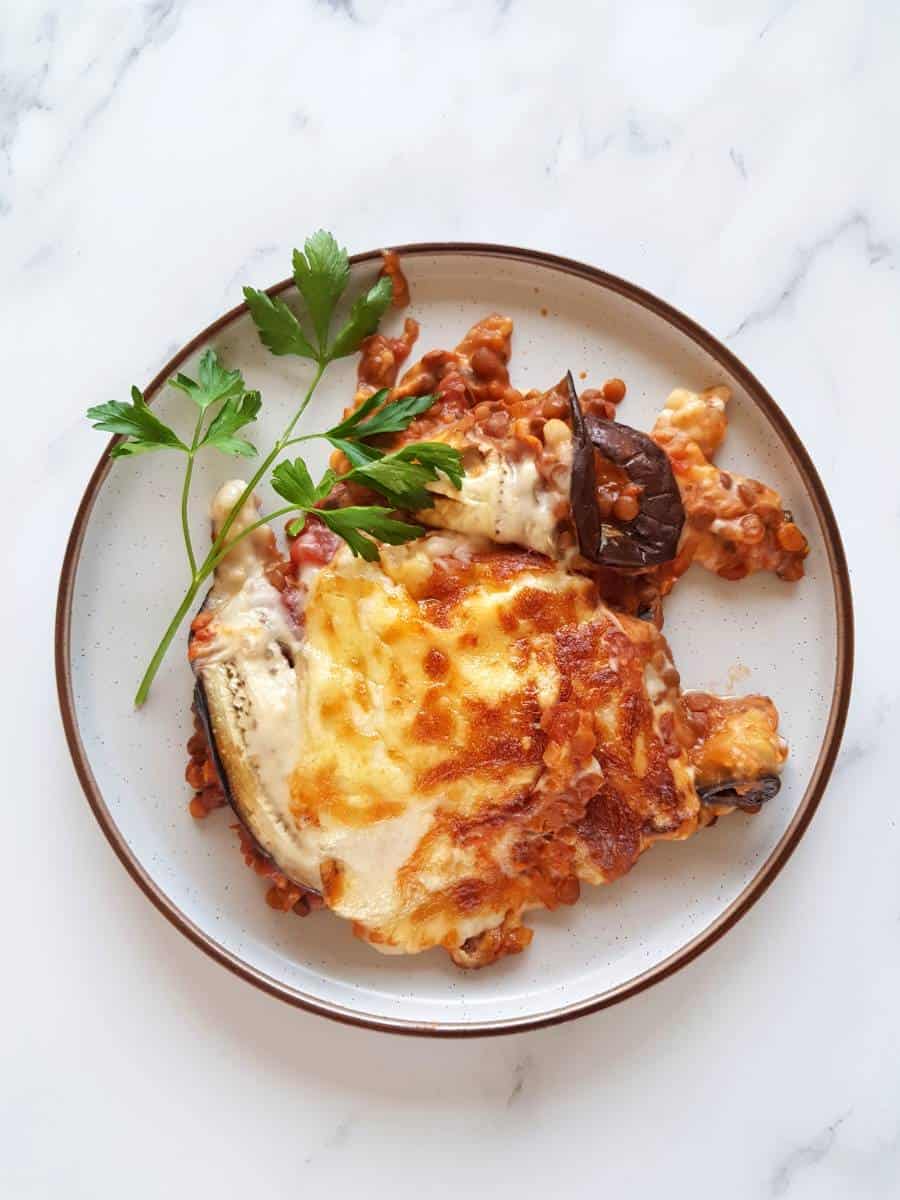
[193, 679, 234, 810]
[567, 372, 685, 568]
[189, 597, 231, 809]
[697, 774, 781, 813]
[192, 670, 273, 863]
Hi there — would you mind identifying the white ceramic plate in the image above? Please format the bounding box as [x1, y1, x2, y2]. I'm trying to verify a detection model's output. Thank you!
[57, 246, 852, 1035]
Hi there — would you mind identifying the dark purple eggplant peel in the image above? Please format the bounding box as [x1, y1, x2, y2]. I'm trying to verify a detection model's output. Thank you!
[566, 372, 685, 568]
[193, 678, 232, 801]
[698, 775, 781, 813]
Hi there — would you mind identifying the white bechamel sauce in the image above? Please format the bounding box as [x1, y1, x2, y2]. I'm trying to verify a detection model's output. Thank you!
[423, 447, 570, 558]
[209, 480, 278, 598]
[196, 482, 315, 876]
[195, 482, 302, 669]
[198, 571, 300, 666]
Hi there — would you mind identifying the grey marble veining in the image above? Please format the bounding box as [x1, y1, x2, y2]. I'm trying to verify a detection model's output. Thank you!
[4, 2, 899, 1197]
[727, 210, 896, 340]
[771, 1112, 850, 1197]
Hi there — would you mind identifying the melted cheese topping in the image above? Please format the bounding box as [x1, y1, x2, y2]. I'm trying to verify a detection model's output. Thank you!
[421, 454, 564, 557]
[413, 431, 572, 560]
[288, 541, 585, 945]
[688, 694, 787, 785]
[195, 510, 706, 957]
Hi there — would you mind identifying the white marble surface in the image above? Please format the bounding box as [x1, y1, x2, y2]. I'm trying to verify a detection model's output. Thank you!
[3, 1, 898, 1195]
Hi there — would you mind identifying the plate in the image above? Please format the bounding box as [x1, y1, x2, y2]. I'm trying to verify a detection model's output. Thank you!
[56, 245, 852, 1035]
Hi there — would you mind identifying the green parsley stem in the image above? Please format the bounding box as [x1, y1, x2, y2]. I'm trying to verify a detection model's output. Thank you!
[180, 411, 205, 575]
[281, 359, 328, 441]
[133, 577, 201, 708]
[280, 432, 321, 450]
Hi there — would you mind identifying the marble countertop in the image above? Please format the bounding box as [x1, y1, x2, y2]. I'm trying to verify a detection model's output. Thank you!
[5, 2, 898, 1196]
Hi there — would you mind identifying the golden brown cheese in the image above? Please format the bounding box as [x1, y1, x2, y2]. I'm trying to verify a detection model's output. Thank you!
[289, 536, 606, 957]
[194, 499, 789, 967]
[685, 693, 787, 787]
[571, 689, 787, 893]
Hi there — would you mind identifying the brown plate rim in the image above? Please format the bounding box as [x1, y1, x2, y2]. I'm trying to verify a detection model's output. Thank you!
[55, 242, 853, 1037]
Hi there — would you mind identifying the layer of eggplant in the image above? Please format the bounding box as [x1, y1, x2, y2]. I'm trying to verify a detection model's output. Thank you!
[190, 482, 325, 893]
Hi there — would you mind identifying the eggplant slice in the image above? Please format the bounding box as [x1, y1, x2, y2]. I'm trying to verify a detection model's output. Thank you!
[188, 552, 327, 894]
[567, 372, 684, 567]
[193, 674, 287, 870]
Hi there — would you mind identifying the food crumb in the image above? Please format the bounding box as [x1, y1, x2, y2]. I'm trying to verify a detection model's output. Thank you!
[540, 307, 548, 317]
[727, 662, 751, 691]
[579, 371, 587, 380]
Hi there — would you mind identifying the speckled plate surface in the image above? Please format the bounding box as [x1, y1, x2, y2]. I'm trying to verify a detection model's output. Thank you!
[56, 246, 852, 1035]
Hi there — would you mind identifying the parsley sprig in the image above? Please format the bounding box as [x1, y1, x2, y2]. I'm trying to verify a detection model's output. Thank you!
[86, 231, 463, 706]
[88, 354, 261, 575]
